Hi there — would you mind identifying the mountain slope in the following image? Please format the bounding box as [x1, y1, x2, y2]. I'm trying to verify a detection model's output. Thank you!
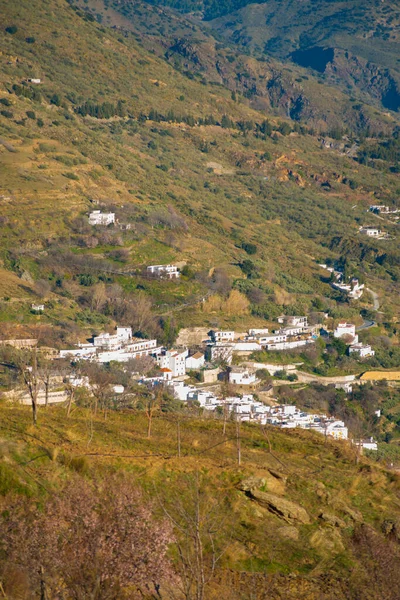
[0, 0, 399, 341]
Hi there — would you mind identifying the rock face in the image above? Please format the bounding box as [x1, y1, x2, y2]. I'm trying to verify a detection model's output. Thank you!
[292, 46, 400, 112]
[319, 512, 346, 529]
[239, 470, 286, 496]
[248, 489, 311, 524]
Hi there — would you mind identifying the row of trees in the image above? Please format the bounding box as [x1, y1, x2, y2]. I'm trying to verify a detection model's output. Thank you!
[75, 99, 127, 119]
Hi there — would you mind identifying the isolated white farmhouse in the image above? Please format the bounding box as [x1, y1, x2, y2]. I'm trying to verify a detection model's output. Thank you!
[31, 303, 44, 311]
[146, 265, 180, 279]
[359, 226, 382, 237]
[89, 210, 115, 226]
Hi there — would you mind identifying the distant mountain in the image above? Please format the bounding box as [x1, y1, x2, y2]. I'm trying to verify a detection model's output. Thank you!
[207, 0, 400, 113]
[134, 0, 400, 114]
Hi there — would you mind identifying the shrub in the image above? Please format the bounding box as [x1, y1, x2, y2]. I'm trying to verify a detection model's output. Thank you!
[242, 242, 257, 255]
[0, 98, 11, 106]
[25, 36, 35, 43]
[26, 110, 36, 119]
[63, 172, 79, 180]
[0, 110, 13, 118]
[5, 25, 18, 34]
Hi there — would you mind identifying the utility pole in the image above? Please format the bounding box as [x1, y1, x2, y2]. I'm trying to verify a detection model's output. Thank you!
[236, 416, 241, 466]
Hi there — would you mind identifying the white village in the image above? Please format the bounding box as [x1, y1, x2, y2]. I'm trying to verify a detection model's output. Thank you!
[5, 303, 380, 453]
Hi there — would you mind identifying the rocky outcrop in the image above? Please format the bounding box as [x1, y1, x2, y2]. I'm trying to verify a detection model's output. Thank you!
[319, 512, 346, 528]
[292, 46, 400, 112]
[247, 489, 311, 524]
[239, 470, 287, 496]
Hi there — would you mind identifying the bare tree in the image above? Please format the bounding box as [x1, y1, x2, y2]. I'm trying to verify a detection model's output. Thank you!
[159, 472, 228, 600]
[91, 282, 107, 312]
[37, 358, 55, 408]
[144, 386, 163, 439]
[82, 363, 114, 415]
[13, 348, 40, 425]
[127, 293, 156, 335]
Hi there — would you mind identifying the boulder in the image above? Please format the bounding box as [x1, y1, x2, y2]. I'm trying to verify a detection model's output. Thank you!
[239, 473, 285, 496]
[248, 489, 311, 524]
[310, 528, 345, 556]
[319, 512, 346, 528]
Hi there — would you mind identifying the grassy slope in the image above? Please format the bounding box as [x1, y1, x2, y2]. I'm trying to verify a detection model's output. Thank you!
[1, 401, 400, 597]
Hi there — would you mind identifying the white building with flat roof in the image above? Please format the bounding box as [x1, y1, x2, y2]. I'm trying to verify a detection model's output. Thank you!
[277, 315, 308, 328]
[334, 323, 358, 344]
[89, 210, 115, 226]
[359, 226, 382, 237]
[349, 343, 375, 358]
[210, 330, 235, 342]
[146, 265, 180, 279]
[229, 367, 258, 386]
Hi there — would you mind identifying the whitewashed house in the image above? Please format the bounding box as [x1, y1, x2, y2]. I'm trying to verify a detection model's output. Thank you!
[210, 330, 235, 342]
[206, 342, 234, 364]
[334, 323, 358, 344]
[248, 328, 269, 336]
[349, 343, 375, 358]
[185, 352, 205, 370]
[157, 349, 188, 377]
[335, 382, 353, 394]
[146, 265, 180, 279]
[277, 316, 308, 328]
[31, 303, 44, 311]
[359, 226, 382, 237]
[229, 367, 258, 386]
[89, 210, 115, 226]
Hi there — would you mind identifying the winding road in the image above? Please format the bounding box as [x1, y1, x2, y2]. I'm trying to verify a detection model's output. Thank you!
[356, 287, 381, 331]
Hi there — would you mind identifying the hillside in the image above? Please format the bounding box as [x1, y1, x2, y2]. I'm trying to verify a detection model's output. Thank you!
[0, 0, 400, 346]
[2, 403, 400, 599]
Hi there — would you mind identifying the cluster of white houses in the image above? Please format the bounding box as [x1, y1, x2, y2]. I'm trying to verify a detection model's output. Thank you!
[59, 314, 374, 374]
[207, 316, 319, 364]
[157, 381, 349, 440]
[60, 327, 163, 364]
